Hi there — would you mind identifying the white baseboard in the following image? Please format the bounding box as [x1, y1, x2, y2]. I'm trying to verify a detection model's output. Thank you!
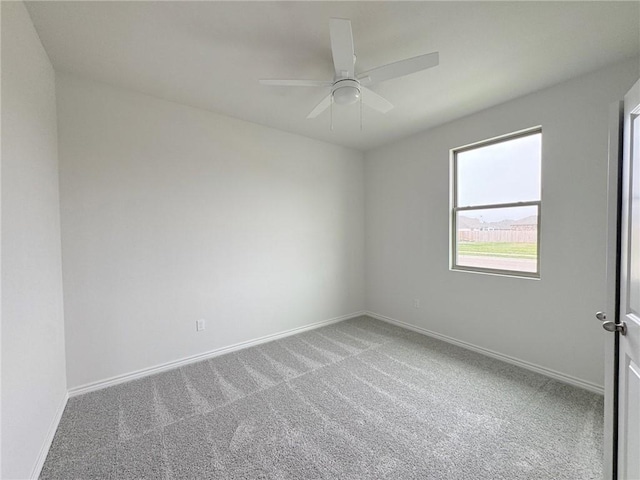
[366, 311, 604, 395]
[68, 311, 366, 397]
[31, 391, 68, 479]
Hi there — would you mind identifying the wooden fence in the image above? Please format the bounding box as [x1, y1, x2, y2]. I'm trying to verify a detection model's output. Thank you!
[458, 230, 537, 243]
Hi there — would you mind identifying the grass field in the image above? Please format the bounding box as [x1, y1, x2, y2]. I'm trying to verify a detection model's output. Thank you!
[457, 242, 537, 259]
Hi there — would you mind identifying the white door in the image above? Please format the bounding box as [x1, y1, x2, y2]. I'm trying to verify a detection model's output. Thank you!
[617, 79, 640, 479]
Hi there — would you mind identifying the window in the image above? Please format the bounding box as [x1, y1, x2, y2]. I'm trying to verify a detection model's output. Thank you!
[451, 128, 541, 277]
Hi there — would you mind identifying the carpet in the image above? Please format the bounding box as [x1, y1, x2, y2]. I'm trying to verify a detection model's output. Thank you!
[40, 316, 603, 479]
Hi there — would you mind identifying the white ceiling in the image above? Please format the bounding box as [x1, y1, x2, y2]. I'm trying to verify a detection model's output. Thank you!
[26, 1, 639, 151]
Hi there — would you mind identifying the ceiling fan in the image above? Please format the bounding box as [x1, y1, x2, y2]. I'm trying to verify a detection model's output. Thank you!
[260, 18, 439, 119]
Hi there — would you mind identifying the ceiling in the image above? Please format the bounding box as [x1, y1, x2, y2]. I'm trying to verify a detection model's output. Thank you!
[26, 1, 639, 151]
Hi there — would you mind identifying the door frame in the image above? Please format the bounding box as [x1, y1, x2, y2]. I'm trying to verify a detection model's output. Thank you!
[604, 100, 623, 479]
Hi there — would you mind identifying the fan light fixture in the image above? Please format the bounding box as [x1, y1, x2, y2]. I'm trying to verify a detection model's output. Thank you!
[259, 18, 440, 123]
[332, 79, 361, 105]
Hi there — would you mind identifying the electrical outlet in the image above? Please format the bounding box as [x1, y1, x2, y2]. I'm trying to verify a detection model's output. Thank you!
[413, 299, 421, 309]
[196, 319, 206, 331]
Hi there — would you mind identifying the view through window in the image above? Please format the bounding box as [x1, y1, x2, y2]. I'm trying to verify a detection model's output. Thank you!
[452, 129, 542, 277]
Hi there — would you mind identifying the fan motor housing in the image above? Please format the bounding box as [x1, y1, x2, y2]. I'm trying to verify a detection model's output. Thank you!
[332, 79, 361, 105]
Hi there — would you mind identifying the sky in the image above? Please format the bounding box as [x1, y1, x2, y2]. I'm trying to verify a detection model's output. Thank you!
[457, 134, 541, 202]
[456, 132, 541, 222]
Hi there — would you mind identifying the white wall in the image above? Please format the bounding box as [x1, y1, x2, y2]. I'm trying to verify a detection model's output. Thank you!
[365, 58, 639, 389]
[56, 73, 365, 389]
[1, 3, 67, 478]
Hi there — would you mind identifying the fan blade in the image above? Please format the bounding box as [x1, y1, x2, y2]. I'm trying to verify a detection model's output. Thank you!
[329, 18, 355, 78]
[260, 79, 332, 87]
[358, 52, 439, 85]
[361, 87, 393, 113]
[307, 94, 332, 119]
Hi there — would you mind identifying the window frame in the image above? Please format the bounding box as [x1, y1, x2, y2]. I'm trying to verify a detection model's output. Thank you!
[450, 127, 542, 279]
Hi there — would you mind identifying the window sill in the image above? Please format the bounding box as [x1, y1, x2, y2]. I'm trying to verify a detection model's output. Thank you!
[450, 266, 540, 280]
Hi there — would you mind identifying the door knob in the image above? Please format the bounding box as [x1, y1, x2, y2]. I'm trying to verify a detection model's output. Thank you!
[602, 320, 627, 335]
[595, 311, 607, 322]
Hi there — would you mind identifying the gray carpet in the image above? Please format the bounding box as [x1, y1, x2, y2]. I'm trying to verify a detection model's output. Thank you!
[40, 316, 603, 479]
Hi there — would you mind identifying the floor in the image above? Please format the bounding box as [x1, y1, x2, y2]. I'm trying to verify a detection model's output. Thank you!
[41, 316, 604, 479]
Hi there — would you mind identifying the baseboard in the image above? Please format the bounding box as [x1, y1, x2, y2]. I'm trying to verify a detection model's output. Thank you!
[365, 311, 605, 395]
[68, 310, 366, 397]
[30, 391, 68, 479]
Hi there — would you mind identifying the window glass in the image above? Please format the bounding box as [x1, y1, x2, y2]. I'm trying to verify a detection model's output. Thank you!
[457, 133, 541, 206]
[452, 129, 541, 277]
[456, 206, 538, 274]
